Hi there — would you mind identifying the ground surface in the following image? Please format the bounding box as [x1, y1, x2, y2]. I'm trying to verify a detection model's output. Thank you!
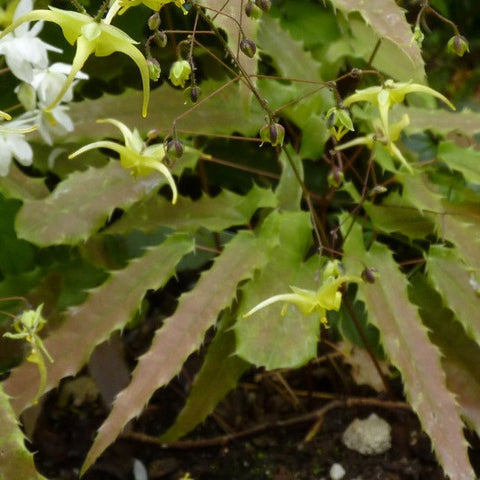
[27, 311, 480, 480]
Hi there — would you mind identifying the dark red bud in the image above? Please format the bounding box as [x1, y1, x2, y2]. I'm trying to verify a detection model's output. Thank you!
[154, 31, 168, 48]
[166, 139, 184, 159]
[255, 0, 271, 12]
[148, 12, 161, 31]
[190, 86, 200, 103]
[361, 267, 378, 284]
[240, 38, 256, 58]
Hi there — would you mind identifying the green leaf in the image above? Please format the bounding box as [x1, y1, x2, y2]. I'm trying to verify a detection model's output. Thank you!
[200, 0, 258, 110]
[343, 218, 475, 480]
[3, 233, 194, 413]
[256, 14, 333, 158]
[438, 141, 480, 185]
[275, 146, 303, 211]
[235, 211, 321, 369]
[396, 106, 480, 136]
[365, 197, 436, 239]
[82, 230, 270, 474]
[69, 81, 264, 141]
[427, 245, 480, 345]
[0, 384, 47, 480]
[15, 160, 179, 246]
[329, 0, 425, 81]
[160, 310, 250, 442]
[0, 165, 49, 201]
[106, 185, 277, 234]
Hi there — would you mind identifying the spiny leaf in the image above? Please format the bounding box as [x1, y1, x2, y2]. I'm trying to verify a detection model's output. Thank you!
[15, 160, 170, 246]
[396, 106, 480, 136]
[198, 0, 258, 109]
[160, 310, 250, 442]
[438, 141, 480, 185]
[256, 14, 333, 158]
[410, 273, 480, 435]
[343, 218, 475, 480]
[330, 0, 425, 81]
[0, 384, 47, 480]
[365, 173, 444, 239]
[0, 165, 49, 201]
[400, 174, 480, 273]
[275, 146, 304, 211]
[442, 204, 480, 273]
[3, 233, 194, 413]
[235, 211, 321, 369]
[106, 185, 277, 234]
[69, 82, 264, 141]
[426, 245, 480, 346]
[365, 198, 436, 239]
[82, 230, 270, 474]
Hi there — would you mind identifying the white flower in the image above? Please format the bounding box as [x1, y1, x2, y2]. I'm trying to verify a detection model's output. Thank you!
[22, 105, 74, 145]
[0, 0, 61, 83]
[0, 115, 35, 175]
[30, 62, 89, 106]
[15, 63, 87, 144]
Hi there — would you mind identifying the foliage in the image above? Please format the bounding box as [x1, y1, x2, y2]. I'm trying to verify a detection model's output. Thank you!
[0, 0, 480, 479]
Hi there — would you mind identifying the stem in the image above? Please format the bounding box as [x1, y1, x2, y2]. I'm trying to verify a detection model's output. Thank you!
[193, 4, 274, 121]
[193, 2, 326, 252]
[343, 296, 395, 398]
[69, 0, 87, 14]
[424, 3, 460, 35]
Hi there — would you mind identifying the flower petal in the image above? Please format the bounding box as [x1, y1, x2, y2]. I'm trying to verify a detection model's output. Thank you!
[46, 35, 95, 111]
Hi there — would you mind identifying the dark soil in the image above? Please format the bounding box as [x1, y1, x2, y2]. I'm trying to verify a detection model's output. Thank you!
[26, 311, 480, 480]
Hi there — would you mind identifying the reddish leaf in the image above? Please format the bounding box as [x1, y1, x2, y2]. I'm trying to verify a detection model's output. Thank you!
[343, 219, 475, 480]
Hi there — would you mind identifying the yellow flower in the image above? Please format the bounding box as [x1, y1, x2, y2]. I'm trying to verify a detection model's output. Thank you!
[106, 0, 187, 20]
[169, 60, 192, 88]
[336, 113, 412, 171]
[69, 119, 178, 203]
[244, 260, 361, 325]
[0, 7, 151, 117]
[343, 79, 455, 144]
[339, 80, 455, 172]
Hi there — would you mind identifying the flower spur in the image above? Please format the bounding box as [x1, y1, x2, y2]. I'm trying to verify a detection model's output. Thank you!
[0, 7, 151, 117]
[69, 118, 178, 203]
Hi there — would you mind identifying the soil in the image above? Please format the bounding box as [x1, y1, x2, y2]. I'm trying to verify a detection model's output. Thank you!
[25, 311, 480, 480]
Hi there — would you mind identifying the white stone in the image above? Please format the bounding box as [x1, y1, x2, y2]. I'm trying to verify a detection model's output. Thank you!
[342, 413, 391, 455]
[329, 462, 346, 479]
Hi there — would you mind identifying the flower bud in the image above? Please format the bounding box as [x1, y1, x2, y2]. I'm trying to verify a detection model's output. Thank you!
[245, 2, 262, 19]
[166, 139, 184, 160]
[369, 185, 388, 197]
[260, 122, 285, 147]
[154, 31, 168, 48]
[327, 167, 344, 188]
[169, 59, 192, 88]
[361, 267, 378, 284]
[147, 58, 161, 82]
[189, 86, 201, 103]
[148, 12, 161, 31]
[240, 38, 256, 58]
[255, 0, 271, 12]
[447, 35, 469, 57]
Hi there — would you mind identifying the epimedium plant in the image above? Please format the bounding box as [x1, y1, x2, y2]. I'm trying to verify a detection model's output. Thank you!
[1, 0, 480, 479]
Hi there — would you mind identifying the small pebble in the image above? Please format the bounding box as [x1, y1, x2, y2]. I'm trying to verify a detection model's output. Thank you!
[329, 462, 346, 480]
[342, 413, 391, 455]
